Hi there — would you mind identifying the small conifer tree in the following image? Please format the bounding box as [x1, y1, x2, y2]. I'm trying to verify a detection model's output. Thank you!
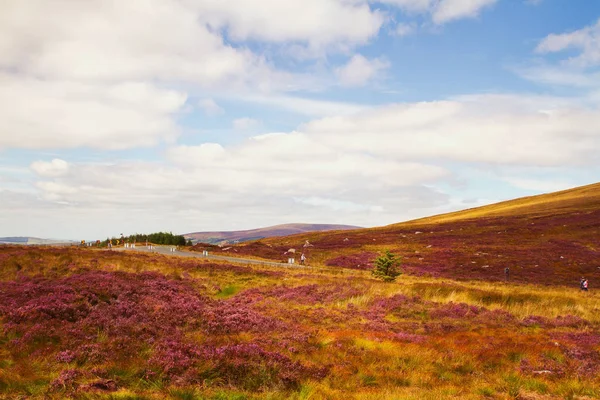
[372, 250, 401, 282]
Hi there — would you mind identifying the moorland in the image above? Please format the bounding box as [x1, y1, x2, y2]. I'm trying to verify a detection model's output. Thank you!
[2, 183, 600, 399]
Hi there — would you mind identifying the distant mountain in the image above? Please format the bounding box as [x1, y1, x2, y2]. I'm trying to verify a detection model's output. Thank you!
[0, 237, 75, 245]
[184, 223, 362, 244]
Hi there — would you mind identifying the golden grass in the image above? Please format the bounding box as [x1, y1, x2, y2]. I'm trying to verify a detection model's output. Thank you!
[391, 182, 600, 226]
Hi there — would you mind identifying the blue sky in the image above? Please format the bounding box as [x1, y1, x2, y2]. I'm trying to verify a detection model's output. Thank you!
[1, 0, 599, 239]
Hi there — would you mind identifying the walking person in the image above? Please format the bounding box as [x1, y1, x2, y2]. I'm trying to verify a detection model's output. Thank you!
[300, 253, 306, 265]
[504, 267, 510, 282]
[583, 278, 589, 292]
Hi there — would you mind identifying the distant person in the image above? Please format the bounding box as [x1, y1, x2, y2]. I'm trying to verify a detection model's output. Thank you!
[583, 279, 589, 292]
[300, 253, 306, 265]
[504, 267, 510, 281]
[580, 277, 586, 291]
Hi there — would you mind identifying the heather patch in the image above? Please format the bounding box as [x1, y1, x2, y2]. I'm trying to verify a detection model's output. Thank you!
[203, 343, 328, 391]
[325, 252, 377, 270]
[0, 271, 208, 360]
[203, 300, 283, 334]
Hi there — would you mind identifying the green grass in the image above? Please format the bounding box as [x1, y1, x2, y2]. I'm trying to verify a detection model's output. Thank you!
[215, 285, 240, 298]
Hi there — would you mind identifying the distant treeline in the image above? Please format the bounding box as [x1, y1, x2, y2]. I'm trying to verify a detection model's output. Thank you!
[101, 232, 191, 246]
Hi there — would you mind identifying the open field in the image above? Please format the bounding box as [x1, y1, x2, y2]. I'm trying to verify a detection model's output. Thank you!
[212, 183, 600, 287]
[2, 245, 600, 399]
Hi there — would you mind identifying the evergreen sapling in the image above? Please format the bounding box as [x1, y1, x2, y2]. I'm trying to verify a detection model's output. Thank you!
[372, 250, 401, 282]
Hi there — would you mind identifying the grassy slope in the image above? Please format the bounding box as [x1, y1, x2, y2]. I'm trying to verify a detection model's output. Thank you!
[222, 183, 600, 286]
[400, 182, 600, 225]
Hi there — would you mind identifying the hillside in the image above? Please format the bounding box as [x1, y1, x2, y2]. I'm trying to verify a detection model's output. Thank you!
[223, 183, 600, 286]
[400, 182, 600, 225]
[184, 223, 361, 244]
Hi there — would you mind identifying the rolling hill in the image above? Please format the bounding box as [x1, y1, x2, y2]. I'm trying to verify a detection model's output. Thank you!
[220, 182, 600, 286]
[184, 223, 361, 244]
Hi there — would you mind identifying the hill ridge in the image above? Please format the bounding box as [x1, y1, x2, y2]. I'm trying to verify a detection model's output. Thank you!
[185, 223, 361, 244]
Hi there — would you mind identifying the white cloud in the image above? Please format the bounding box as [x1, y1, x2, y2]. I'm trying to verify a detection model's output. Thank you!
[0, 0, 387, 151]
[0, 75, 186, 150]
[0, 0, 384, 84]
[194, 0, 384, 52]
[30, 159, 70, 178]
[0, 1, 273, 87]
[336, 55, 390, 87]
[516, 65, 600, 88]
[301, 94, 600, 166]
[535, 18, 600, 67]
[167, 144, 226, 166]
[378, 0, 497, 24]
[198, 98, 225, 116]
[233, 118, 262, 130]
[432, 0, 497, 24]
[520, 19, 600, 89]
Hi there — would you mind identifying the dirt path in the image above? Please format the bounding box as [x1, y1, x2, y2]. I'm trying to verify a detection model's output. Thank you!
[116, 245, 306, 269]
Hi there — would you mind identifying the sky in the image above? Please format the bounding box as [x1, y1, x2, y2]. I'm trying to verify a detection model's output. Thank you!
[1, 0, 600, 240]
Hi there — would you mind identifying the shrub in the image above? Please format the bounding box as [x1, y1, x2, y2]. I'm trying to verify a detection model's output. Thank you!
[372, 250, 402, 282]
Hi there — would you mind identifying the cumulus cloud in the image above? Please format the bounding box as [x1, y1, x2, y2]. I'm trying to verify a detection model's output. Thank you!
[195, 0, 384, 52]
[336, 55, 390, 87]
[0, 1, 275, 86]
[0, 76, 186, 150]
[0, 0, 384, 84]
[0, 0, 386, 151]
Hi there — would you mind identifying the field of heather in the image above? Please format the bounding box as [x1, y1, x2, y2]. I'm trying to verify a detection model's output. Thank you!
[2, 245, 600, 399]
[214, 201, 600, 287]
